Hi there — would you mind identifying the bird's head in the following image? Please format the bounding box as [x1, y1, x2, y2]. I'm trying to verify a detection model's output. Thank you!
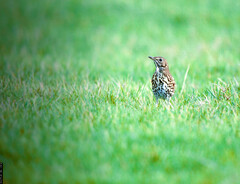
[148, 56, 169, 72]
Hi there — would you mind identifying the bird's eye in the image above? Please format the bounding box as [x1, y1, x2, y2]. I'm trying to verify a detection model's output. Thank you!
[159, 58, 162, 61]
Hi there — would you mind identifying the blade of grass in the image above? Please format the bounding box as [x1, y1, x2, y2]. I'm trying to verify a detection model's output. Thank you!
[180, 64, 190, 96]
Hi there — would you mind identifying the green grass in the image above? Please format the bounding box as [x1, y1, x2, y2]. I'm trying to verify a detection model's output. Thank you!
[0, 0, 240, 183]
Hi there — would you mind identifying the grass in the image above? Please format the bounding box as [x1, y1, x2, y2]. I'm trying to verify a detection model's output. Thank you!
[0, 0, 240, 183]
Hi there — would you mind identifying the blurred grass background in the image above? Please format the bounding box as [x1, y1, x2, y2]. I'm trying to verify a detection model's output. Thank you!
[0, 0, 240, 183]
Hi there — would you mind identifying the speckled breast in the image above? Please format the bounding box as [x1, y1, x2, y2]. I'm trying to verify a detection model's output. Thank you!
[151, 73, 171, 100]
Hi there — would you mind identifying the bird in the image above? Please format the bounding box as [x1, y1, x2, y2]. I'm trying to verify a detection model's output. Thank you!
[148, 56, 176, 106]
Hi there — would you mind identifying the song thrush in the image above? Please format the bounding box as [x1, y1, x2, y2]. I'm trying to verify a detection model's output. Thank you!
[148, 56, 175, 105]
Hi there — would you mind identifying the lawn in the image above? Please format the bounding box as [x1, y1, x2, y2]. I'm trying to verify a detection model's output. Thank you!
[0, 0, 240, 183]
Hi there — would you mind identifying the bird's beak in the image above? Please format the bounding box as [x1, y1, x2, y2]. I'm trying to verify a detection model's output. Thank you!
[148, 56, 154, 60]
